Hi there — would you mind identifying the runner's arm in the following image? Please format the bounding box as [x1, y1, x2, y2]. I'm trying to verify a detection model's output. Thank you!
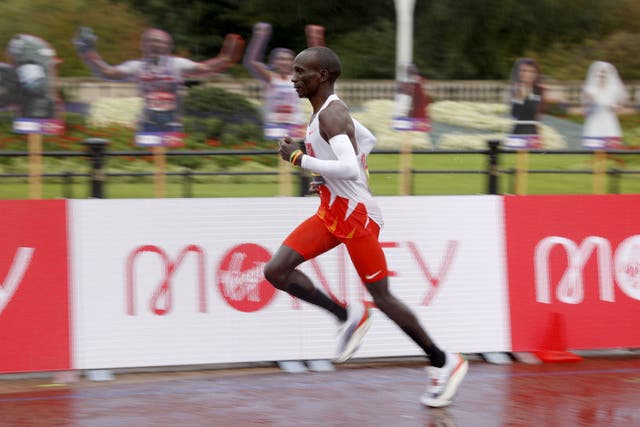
[242, 23, 273, 82]
[185, 34, 244, 78]
[73, 27, 129, 80]
[279, 103, 359, 180]
[300, 135, 359, 179]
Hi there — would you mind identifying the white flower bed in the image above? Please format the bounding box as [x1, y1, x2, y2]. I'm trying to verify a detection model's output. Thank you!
[87, 97, 143, 128]
[351, 100, 432, 149]
[429, 101, 567, 149]
[429, 101, 511, 131]
[86, 97, 567, 150]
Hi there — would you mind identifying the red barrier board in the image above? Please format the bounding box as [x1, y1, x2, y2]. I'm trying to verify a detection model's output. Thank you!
[505, 195, 640, 351]
[0, 200, 70, 373]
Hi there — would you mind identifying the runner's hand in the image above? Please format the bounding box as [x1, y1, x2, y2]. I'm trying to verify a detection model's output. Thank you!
[73, 27, 97, 53]
[220, 34, 245, 63]
[305, 25, 325, 47]
[278, 136, 298, 162]
[252, 22, 272, 38]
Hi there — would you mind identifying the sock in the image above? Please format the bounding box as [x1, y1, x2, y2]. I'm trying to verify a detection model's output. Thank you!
[398, 325, 446, 367]
[425, 344, 446, 368]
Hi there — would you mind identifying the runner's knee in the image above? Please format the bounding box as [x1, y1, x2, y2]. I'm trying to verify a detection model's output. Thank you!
[263, 259, 287, 288]
[366, 281, 394, 308]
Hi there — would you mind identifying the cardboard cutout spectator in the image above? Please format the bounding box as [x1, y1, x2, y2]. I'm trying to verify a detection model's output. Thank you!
[74, 27, 243, 145]
[581, 61, 628, 149]
[393, 63, 431, 132]
[1, 34, 65, 134]
[243, 22, 324, 140]
[505, 57, 544, 149]
[0, 63, 19, 110]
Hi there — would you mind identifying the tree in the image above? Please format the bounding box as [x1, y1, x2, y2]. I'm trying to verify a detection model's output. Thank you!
[413, 0, 640, 79]
[116, 0, 247, 60]
[2, 0, 639, 79]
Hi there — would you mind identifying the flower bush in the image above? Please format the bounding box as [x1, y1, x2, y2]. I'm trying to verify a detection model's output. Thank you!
[351, 99, 432, 149]
[87, 97, 144, 128]
[429, 101, 567, 150]
[429, 101, 511, 131]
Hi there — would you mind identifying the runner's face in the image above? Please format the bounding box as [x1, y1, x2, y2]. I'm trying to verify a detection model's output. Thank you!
[518, 63, 537, 84]
[143, 31, 171, 58]
[273, 52, 294, 75]
[597, 67, 608, 86]
[291, 53, 321, 99]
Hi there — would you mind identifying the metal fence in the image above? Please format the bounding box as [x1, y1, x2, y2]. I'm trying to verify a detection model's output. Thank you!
[2, 139, 640, 199]
[58, 78, 640, 106]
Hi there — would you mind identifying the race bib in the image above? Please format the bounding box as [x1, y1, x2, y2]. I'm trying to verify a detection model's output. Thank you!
[146, 91, 176, 111]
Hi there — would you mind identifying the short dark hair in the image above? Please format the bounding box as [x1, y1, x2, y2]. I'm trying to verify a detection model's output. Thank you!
[304, 46, 341, 82]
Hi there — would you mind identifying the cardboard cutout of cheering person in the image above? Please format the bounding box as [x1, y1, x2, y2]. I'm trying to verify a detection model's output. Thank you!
[2, 34, 65, 135]
[581, 61, 628, 149]
[243, 22, 325, 140]
[73, 27, 244, 147]
[393, 62, 431, 132]
[0, 63, 19, 110]
[505, 57, 544, 149]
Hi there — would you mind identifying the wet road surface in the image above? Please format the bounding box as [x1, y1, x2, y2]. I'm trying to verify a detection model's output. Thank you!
[1, 356, 639, 427]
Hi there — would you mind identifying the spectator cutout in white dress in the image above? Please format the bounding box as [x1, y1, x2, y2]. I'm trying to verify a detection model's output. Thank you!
[581, 61, 628, 149]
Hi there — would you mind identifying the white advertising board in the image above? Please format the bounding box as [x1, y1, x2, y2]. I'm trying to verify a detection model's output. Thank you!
[70, 196, 509, 369]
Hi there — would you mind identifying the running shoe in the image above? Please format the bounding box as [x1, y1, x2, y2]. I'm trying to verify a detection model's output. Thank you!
[421, 352, 468, 407]
[333, 303, 372, 364]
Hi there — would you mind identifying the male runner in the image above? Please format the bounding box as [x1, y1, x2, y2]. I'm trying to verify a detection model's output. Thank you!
[264, 46, 468, 408]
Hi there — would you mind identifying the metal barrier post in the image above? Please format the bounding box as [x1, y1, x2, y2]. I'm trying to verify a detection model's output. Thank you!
[609, 168, 620, 194]
[84, 138, 108, 198]
[63, 171, 74, 199]
[182, 168, 193, 198]
[593, 150, 607, 194]
[28, 133, 43, 199]
[487, 139, 500, 195]
[399, 134, 412, 196]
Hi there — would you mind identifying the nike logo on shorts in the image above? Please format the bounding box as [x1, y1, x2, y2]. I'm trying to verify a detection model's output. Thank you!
[365, 270, 382, 280]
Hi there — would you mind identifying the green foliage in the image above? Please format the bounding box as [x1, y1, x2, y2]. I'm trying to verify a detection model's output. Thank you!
[533, 32, 640, 80]
[414, 0, 640, 79]
[181, 86, 274, 168]
[184, 86, 261, 119]
[331, 20, 396, 79]
[1, 0, 639, 79]
[0, 0, 148, 77]
[115, 0, 246, 61]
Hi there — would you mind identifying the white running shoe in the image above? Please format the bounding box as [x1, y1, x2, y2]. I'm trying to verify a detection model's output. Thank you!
[420, 352, 468, 408]
[333, 303, 372, 364]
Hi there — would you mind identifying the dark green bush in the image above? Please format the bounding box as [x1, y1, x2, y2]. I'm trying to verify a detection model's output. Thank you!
[184, 86, 261, 123]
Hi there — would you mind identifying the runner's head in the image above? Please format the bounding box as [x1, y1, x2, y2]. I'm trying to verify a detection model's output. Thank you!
[291, 47, 341, 99]
[141, 28, 173, 58]
[269, 47, 295, 76]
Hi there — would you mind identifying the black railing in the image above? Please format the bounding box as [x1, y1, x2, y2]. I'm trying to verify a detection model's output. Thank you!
[1, 139, 640, 198]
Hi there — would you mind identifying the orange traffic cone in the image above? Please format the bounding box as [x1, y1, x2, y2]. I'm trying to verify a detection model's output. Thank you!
[535, 312, 583, 363]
